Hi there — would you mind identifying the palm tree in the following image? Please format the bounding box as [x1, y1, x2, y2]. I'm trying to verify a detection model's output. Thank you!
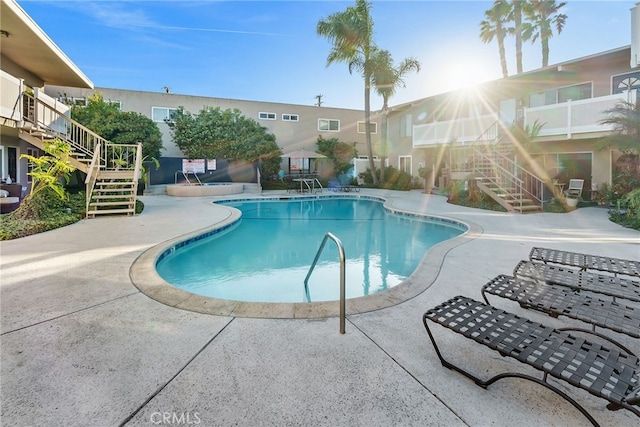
[523, 0, 567, 68]
[317, 0, 379, 185]
[371, 49, 420, 182]
[509, 0, 528, 74]
[480, 0, 512, 78]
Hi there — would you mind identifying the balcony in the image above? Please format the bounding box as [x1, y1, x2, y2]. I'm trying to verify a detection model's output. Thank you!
[525, 91, 635, 138]
[412, 91, 635, 147]
[1, 69, 71, 130]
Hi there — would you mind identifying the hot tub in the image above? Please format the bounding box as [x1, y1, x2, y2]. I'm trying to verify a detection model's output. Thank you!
[166, 183, 244, 197]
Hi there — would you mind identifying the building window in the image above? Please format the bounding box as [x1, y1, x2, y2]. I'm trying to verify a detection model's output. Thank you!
[557, 83, 592, 103]
[612, 71, 640, 95]
[318, 118, 340, 132]
[400, 114, 412, 137]
[399, 156, 412, 175]
[26, 147, 40, 183]
[152, 107, 177, 122]
[357, 121, 378, 134]
[259, 112, 276, 120]
[282, 113, 299, 122]
[107, 100, 122, 110]
[529, 83, 592, 107]
[72, 97, 87, 107]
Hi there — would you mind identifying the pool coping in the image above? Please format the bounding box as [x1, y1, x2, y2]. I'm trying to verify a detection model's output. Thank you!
[129, 194, 483, 319]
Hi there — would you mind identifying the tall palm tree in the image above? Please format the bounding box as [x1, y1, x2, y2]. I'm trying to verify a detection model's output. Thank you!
[509, 0, 528, 74]
[317, 0, 379, 185]
[523, 0, 567, 67]
[480, 0, 512, 78]
[371, 49, 420, 182]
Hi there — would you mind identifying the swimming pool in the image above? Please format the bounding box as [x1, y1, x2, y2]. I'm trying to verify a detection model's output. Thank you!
[155, 197, 466, 303]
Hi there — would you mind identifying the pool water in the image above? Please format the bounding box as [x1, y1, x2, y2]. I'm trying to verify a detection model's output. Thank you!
[156, 198, 465, 302]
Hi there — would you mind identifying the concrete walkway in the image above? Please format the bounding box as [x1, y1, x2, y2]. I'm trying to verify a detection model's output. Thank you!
[1, 190, 638, 427]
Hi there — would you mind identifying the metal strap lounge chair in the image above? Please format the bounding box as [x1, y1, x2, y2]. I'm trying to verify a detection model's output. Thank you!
[423, 295, 640, 427]
[481, 274, 640, 355]
[529, 247, 640, 278]
[514, 260, 640, 303]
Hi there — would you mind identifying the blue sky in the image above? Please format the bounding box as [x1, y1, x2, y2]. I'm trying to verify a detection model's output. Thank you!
[19, 0, 637, 110]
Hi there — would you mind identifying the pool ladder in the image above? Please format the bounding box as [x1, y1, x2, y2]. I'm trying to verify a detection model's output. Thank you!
[304, 232, 346, 334]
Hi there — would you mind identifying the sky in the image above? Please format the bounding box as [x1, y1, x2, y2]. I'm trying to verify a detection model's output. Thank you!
[18, 0, 638, 110]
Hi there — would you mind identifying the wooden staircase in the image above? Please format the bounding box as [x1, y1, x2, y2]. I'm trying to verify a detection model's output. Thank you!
[19, 91, 141, 218]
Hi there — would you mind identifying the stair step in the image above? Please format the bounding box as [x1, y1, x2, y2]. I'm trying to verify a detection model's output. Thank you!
[91, 194, 135, 200]
[87, 208, 135, 216]
[90, 202, 135, 208]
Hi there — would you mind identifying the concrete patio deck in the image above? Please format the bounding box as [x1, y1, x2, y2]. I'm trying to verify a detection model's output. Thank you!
[1, 189, 638, 427]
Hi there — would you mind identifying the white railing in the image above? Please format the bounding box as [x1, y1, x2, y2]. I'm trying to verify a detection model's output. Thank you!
[413, 91, 636, 147]
[525, 91, 636, 138]
[1, 70, 22, 122]
[413, 114, 499, 147]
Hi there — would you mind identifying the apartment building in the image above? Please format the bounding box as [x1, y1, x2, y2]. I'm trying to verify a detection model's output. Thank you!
[0, 0, 93, 187]
[43, 86, 380, 184]
[384, 3, 640, 207]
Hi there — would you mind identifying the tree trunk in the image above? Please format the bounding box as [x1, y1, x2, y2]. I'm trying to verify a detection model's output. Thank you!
[379, 102, 388, 183]
[364, 84, 378, 185]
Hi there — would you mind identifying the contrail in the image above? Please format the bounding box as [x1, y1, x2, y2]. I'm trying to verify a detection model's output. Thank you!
[134, 23, 290, 37]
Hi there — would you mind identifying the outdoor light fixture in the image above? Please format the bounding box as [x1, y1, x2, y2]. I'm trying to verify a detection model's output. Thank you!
[0, 30, 9, 38]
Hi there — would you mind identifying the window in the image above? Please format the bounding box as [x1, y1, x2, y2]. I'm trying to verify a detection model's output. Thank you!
[612, 71, 640, 95]
[26, 147, 40, 183]
[152, 107, 177, 122]
[399, 156, 412, 175]
[557, 83, 591, 103]
[357, 121, 378, 134]
[72, 97, 87, 107]
[400, 114, 412, 137]
[282, 113, 299, 122]
[529, 83, 592, 107]
[259, 112, 276, 120]
[107, 100, 122, 110]
[318, 118, 340, 132]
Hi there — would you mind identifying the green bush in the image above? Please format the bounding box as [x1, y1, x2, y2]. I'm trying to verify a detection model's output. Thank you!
[0, 189, 85, 240]
[0, 190, 146, 240]
[359, 166, 414, 191]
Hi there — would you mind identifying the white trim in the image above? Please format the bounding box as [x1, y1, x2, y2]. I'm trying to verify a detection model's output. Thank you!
[282, 113, 299, 122]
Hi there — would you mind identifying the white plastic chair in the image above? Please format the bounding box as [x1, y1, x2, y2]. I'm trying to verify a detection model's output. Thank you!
[564, 179, 584, 199]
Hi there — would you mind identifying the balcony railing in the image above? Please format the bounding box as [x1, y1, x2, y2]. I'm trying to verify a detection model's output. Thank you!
[525, 91, 636, 138]
[413, 114, 498, 147]
[412, 91, 636, 147]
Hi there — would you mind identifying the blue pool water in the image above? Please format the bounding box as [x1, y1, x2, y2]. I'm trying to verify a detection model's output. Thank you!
[156, 198, 465, 302]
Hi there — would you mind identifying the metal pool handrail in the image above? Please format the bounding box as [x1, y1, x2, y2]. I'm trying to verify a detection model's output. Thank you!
[304, 232, 346, 334]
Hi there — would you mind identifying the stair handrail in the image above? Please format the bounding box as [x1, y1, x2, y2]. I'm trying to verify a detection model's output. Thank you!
[304, 232, 347, 334]
[472, 149, 524, 210]
[490, 149, 546, 210]
[476, 121, 499, 144]
[85, 141, 102, 214]
[22, 92, 108, 161]
[134, 143, 143, 182]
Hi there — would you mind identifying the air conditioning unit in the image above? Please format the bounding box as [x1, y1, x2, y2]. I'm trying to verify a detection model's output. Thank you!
[632, 3, 640, 68]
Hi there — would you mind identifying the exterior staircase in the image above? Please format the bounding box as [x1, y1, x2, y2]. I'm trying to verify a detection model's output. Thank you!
[473, 149, 545, 213]
[19, 90, 141, 218]
[469, 124, 545, 213]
